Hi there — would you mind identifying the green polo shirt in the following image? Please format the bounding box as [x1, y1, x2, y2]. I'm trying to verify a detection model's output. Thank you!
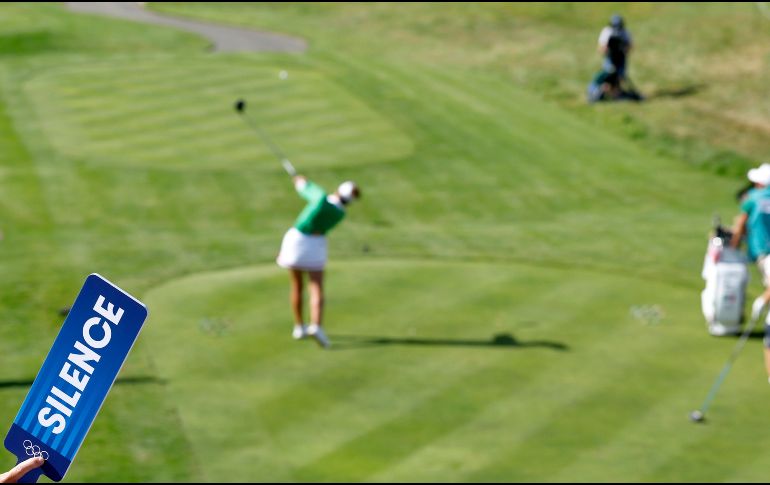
[293, 180, 345, 235]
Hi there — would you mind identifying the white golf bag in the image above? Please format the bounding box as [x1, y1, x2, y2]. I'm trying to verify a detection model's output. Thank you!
[701, 224, 749, 336]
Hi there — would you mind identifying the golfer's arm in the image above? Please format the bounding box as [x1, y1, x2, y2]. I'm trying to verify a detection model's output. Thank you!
[295, 178, 325, 202]
[730, 213, 748, 248]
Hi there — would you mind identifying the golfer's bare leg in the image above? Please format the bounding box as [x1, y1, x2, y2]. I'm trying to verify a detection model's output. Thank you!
[309, 270, 324, 326]
[289, 269, 304, 324]
[305, 270, 330, 348]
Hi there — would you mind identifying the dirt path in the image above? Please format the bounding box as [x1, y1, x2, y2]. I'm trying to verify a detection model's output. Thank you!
[65, 2, 306, 53]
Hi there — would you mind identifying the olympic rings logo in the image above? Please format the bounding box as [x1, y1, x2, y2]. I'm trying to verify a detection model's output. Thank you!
[22, 440, 49, 461]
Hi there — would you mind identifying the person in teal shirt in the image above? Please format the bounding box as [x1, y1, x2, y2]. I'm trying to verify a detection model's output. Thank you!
[731, 163, 770, 382]
[277, 175, 360, 348]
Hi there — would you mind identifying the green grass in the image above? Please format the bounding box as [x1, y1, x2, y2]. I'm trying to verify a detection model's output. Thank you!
[143, 261, 754, 482]
[1, 2, 768, 482]
[154, 2, 770, 177]
[23, 58, 411, 170]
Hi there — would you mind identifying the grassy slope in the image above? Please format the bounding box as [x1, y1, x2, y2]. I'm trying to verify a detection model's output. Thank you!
[0, 1, 767, 482]
[0, 3, 210, 482]
[140, 2, 770, 482]
[155, 2, 770, 177]
[144, 2, 770, 482]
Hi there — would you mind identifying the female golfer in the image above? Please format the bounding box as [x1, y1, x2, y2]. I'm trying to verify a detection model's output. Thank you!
[277, 175, 360, 348]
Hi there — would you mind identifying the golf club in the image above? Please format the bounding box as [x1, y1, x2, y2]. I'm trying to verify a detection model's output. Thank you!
[690, 309, 763, 423]
[234, 99, 297, 177]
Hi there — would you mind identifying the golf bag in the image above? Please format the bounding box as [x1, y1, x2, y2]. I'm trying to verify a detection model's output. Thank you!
[701, 222, 749, 336]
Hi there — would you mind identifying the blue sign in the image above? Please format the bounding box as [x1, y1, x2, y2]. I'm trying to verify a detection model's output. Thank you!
[4, 274, 148, 482]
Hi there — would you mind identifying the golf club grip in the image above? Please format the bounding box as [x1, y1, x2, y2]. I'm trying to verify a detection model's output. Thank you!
[282, 159, 297, 177]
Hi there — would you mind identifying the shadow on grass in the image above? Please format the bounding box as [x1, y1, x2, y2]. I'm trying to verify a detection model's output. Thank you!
[329, 332, 568, 351]
[0, 376, 166, 390]
[733, 330, 766, 340]
[646, 84, 705, 100]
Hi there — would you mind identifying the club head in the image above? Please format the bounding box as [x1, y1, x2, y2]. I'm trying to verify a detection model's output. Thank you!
[234, 99, 246, 113]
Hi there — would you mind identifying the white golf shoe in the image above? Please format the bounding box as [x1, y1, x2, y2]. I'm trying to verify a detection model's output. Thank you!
[292, 324, 307, 340]
[306, 323, 331, 348]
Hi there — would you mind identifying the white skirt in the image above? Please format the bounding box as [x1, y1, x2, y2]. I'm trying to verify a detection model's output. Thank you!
[276, 227, 327, 271]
